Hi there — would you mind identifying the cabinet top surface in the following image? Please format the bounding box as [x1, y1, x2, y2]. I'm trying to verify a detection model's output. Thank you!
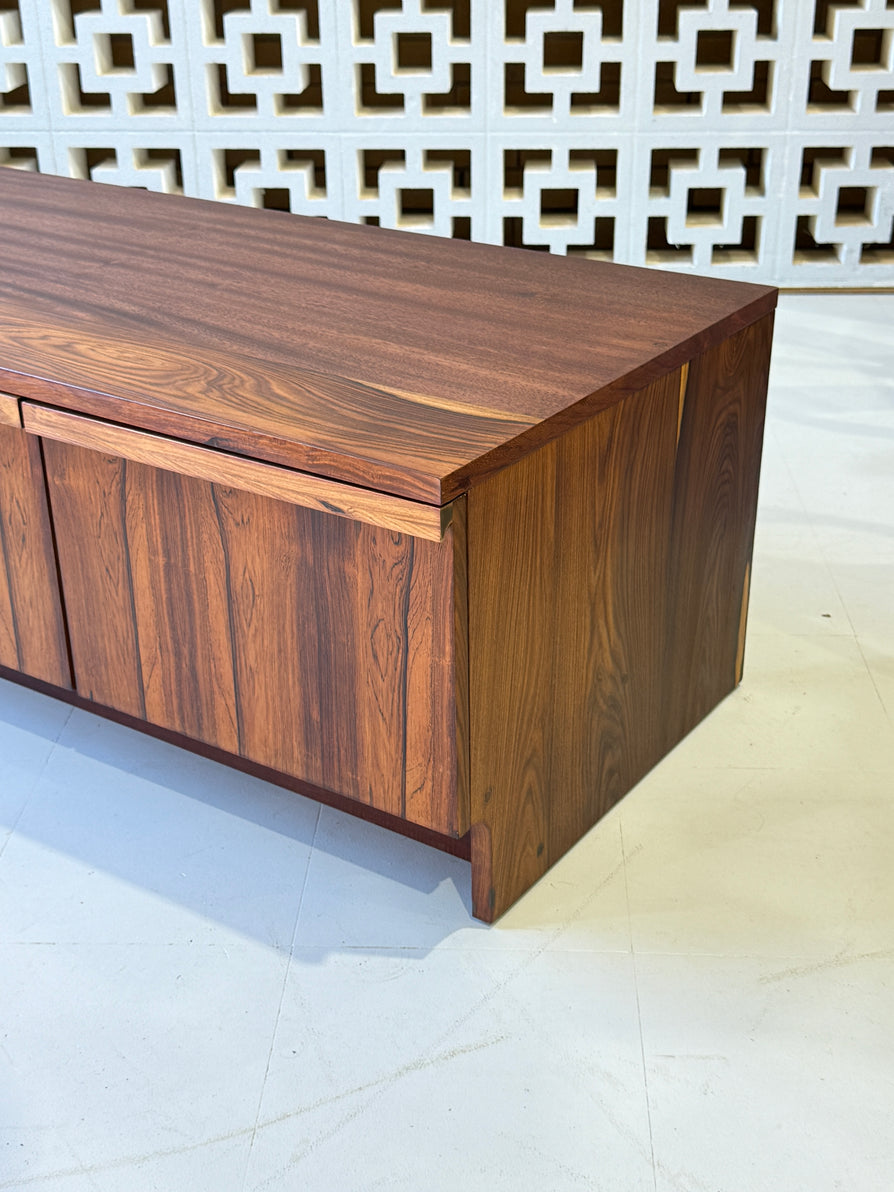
[0, 169, 776, 503]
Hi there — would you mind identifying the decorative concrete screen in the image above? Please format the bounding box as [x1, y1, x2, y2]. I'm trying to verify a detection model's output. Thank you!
[2, 0, 893, 286]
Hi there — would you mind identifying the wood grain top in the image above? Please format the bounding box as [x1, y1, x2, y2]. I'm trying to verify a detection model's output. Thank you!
[0, 169, 777, 503]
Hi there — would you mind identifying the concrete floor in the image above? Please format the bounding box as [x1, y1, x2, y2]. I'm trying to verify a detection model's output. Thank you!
[1, 293, 892, 1191]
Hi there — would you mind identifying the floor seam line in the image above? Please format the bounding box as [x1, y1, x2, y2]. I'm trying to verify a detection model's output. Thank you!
[621, 820, 658, 1192]
[239, 802, 322, 1191]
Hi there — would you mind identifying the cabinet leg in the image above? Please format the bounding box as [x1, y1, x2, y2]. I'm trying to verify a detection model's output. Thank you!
[470, 817, 552, 924]
[470, 823, 496, 923]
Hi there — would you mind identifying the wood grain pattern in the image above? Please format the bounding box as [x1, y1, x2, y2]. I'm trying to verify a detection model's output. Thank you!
[41, 438, 464, 835]
[24, 403, 449, 540]
[467, 317, 772, 921]
[39, 440, 145, 716]
[661, 314, 773, 747]
[0, 393, 21, 427]
[0, 424, 71, 687]
[469, 442, 558, 921]
[449, 497, 470, 837]
[127, 466, 241, 749]
[0, 169, 776, 500]
[5, 308, 528, 504]
[549, 367, 682, 862]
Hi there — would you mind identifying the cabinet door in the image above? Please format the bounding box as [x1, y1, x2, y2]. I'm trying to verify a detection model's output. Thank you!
[38, 426, 466, 836]
[0, 407, 71, 688]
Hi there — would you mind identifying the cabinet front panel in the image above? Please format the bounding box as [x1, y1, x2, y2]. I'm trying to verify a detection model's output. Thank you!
[0, 423, 71, 687]
[42, 439, 464, 835]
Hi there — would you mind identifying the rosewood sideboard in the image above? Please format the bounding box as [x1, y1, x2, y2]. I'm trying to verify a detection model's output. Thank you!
[0, 169, 776, 922]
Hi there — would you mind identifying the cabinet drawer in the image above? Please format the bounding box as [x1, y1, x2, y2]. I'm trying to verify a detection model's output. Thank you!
[32, 414, 468, 837]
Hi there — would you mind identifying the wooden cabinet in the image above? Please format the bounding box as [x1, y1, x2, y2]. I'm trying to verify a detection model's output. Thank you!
[0, 170, 776, 921]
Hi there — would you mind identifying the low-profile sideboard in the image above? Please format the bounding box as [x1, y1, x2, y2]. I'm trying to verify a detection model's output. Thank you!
[0, 169, 776, 922]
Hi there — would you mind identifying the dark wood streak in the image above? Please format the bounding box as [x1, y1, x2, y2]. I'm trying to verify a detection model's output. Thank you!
[309, 511, 350, 795]
[209, 485, 247, 755]
[398, 535, 415, 820]
[35, 436, 77, 687]
[0, 169, 776, 503]
[118, 460, 147, 722]
[357, 527, 414, 819]
[0, 468, 21, 670]
[450, 498, 470, 837]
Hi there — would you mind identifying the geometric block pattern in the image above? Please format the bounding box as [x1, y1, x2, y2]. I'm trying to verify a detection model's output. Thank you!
[796, 142, 894, 267]
[201, 139, 332, 214]
[345, 0, 475, 120]
[185, 0, 328, 122]
[343, 141, 479, 238]
[497, 0, 628, 120]
[57, 4, 175, 119]
[1, 0, 892, 285]
[809, 0, 894, 117]
[66, 143, 185, 193]
[670, 2, 773, 118]
[500, 145, 620, 257]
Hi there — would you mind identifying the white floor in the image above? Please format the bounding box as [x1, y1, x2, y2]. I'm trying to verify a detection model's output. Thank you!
[1, 293, 892, 1192]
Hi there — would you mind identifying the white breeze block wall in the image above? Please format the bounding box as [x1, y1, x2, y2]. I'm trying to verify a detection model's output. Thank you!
[1, 0, 893, 287]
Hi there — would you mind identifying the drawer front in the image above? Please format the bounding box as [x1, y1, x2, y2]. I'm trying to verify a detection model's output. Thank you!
[24, 404, 450, 542]
[0, 411, 71, 688]
[38, 433, 467, 836]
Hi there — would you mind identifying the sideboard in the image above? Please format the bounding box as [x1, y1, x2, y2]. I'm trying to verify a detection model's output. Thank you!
[0, 169, 776, 922]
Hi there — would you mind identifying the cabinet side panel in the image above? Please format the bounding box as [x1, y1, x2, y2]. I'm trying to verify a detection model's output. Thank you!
[468, 319, 772, 920]
[662, 314, 774, 745]
[468, 372, 679, 920]
[0, 425, 71, 688]
[548, 372, 681, 861]
[41, 442, 461, 834]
